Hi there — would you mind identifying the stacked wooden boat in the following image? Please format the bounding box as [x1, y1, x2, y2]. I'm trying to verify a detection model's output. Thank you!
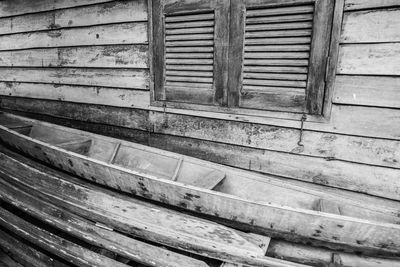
[0, 112, 399, 266]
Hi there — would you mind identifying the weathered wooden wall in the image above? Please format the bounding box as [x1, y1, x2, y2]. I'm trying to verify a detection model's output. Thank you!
[0, 0, 399, 200]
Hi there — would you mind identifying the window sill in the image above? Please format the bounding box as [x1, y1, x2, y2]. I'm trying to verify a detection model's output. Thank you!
[149, 100, 330, 129]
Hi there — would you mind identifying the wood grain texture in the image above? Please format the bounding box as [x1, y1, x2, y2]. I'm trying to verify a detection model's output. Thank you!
[0, 97, 150, 131]
[0, 122, 399, 255]
[0, 83, 150, 109]
[344, 0, 400, 11]
[0, 68, 150, 89]
[267, 240, 400, 267]
[341, 8, 400, 43]
[338, 43, 400, 75]
[0, 22, 147, 51]
[148, 133, 400, 201]
[5, 111, 398, 213]
[0, 151, 306, 267]
[308, 105, 400, 140]
[333, 75, 400, 108]
[0, 0, 147, 35]
[305, 0, 334, 115]
[0, 0, 116, 17]
[2, 97, 400, 169]
[0, 178, 209, 267]
[0, 45, 148, 68]
[3, 107, 400, 203]
[0, 207, 130, 267]
[0, 229, 69, 267]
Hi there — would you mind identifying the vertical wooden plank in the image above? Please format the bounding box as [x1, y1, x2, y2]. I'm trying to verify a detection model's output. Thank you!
[214, 0, 231, 106]
[148, 0, 155, 104]
[227, 0, 245, 107]
[322, 0, 345, 119]
[305, 0, 335, 115]
[152, 0, 165, 101]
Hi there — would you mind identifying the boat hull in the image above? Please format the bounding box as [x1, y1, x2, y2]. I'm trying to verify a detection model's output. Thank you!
[0, 117, 399, 255]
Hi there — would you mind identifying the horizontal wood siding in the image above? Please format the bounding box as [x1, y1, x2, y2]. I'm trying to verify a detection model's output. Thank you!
[0, 1, 150, 111]
[0, 0, 400, 200]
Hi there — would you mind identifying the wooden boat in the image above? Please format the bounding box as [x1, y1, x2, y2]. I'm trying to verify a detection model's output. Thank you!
[0, 112, 399, 255]
[0, 146, 305, 267]
[1, 145, 398, 267]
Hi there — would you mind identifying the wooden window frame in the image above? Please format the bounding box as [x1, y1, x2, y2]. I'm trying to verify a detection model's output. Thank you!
[150, 0, 345, 122]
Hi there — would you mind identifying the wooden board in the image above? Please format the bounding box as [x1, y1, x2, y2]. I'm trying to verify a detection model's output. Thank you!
[0, 0, 147, 35]
[0, 149, 306, 267]
[0, 68, 149, 90]
[333, 75, 400, 108]
[0, 178, 209, 267]
[0, 130, 399, 255]
[0, 250, 25, 267]
[0, 83, 150, 109]
[0, 207, 129, 267]
[0, 229, 69, 267]
[341, 8, 400, 43]
[338, 43, 400, 75]
[0, 45, 148, 68]
[0, 22, 147, 51]
[344, 0, 400, 11]
[0, 0, 116, 18]
[267, 240, 400, 267]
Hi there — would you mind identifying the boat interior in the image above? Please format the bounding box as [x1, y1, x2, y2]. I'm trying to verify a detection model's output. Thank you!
[1, 112, 399, 225]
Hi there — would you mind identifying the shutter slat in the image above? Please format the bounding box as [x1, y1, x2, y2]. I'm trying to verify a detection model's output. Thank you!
[166, 33, 214, 41]
[245, 29, 312, 38]
[244, 44, 310, 52]
[166, 81, 213, 89]
[241, 3, 314, 111]
[164, 11, 215, 101]
[166, 40, 214, 47]
[243, 72, 307, 81]
[166, 76, 213, 83]
[244, 59, 309, 66]
[166, 53, 214, 59]
[166, 27, 214, 35]
[246, 22, 313, 31]
[166, 59, 213, 65]
[245, 37, 312, 45]
[246, 6, 314, 17]
[165, 21, 214, 29]
[166, 65, 214, 71]
[246, 14, 313, 24]
[245, 52, 310, 59]
[244, 66, 308, 74]
[166, 46, 214, 53]
[243, 85, 305, 94]
[243, 79, 307, 88]
[166, 70, 213, 77]
[165, 13, 214, 23]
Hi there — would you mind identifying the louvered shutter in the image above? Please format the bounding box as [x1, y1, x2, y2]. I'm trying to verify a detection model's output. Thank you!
[229, 0, 334, 114]
[153, 0, 230, 106]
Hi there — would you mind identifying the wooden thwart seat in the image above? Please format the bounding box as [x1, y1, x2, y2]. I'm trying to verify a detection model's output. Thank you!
[192, 169, 226, 190]
[315, 199, 342, 215]
[0, 114, 33, 135]
[56, 139, 92, 155]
